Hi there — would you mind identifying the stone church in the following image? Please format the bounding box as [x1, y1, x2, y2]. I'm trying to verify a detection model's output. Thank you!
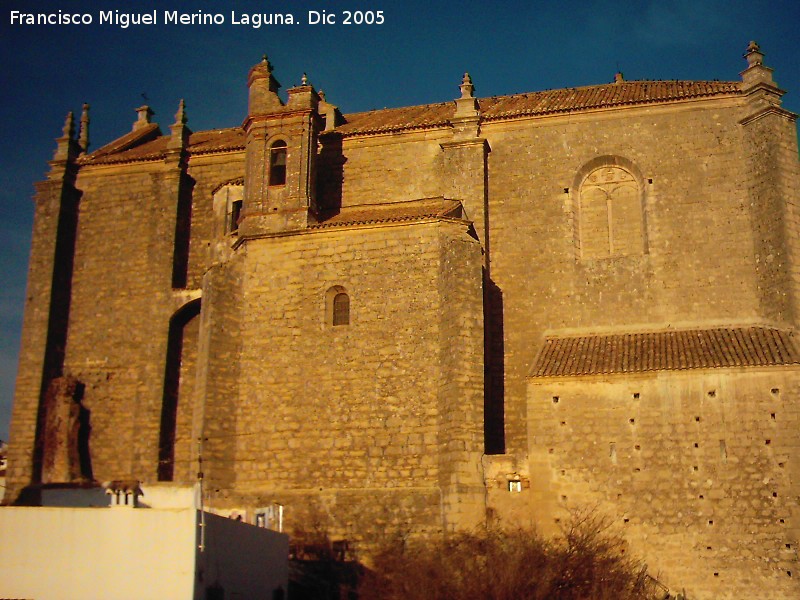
[6, 42, 800, 598]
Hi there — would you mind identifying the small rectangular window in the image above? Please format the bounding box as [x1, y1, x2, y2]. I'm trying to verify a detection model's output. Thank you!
[229, 199, 242, 233]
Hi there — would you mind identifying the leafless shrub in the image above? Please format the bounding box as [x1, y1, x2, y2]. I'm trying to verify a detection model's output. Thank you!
[358, 509, 662, 600]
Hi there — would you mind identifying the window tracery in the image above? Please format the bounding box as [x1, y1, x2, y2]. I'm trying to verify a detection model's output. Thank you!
[577, 165, 644, 259]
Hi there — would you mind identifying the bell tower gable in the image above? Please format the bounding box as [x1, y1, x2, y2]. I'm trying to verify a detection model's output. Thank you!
[240, 58, 321, 237]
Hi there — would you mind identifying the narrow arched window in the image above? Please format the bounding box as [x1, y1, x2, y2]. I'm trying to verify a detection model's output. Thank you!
[326, 286, 350, 327]
[269, 140, 287, 186]
[333, 292, 350, 326]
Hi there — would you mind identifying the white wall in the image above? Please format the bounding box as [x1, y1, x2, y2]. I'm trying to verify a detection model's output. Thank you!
[0, 506, 198, 600]
[0, 503, 290, 600]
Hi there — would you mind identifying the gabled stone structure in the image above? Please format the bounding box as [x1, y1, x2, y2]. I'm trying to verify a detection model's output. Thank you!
[7, 43, 800, 598]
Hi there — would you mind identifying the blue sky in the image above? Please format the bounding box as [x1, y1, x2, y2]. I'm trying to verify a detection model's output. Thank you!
[1, 0, 799, 440]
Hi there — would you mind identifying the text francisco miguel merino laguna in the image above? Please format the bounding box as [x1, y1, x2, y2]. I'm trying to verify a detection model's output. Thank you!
[9, 9, 386, 28]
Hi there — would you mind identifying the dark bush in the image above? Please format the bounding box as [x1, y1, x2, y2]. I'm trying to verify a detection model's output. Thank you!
[358, 510, 664, 600]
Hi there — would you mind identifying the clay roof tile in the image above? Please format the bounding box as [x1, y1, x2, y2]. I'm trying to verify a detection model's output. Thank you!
[81, 80, 740, 162]
[187, 127, 246, 154]
[308, 197, 464, 229]
[530, 326, 800, 377]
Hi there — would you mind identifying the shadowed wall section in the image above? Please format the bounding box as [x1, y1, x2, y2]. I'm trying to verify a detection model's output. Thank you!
[158, 299, 201, 482]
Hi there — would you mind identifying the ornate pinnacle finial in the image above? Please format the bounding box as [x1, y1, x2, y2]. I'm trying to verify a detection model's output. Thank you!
[318, 89, 327, 102]
[301, 73, 309, 86]
[744, 40, 764, 67]
[62, 111, 75, 138]
[53, 111, 77, 162]
[260, 54, 273, 72]
[174, 99, 187, 126]
[740, 40, 779, 94]
[168, 98, 191, 151]
[459, 72, 475, 99]
[78, 103, 90, 153]
[454, 72, 480, 122]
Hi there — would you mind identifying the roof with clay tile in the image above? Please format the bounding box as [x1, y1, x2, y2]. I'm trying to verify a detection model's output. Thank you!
[479, 80, 740, 121]
[79, 126, 245, 165]
[334, 80, 740, 136]
[530, 326, 800, 378]
[79, 79, 741, 164]
[309, 197, 464, 229]
[79, 123, 163, 164]
[187, 127, 246, 154]
[334, 102, 453, 136]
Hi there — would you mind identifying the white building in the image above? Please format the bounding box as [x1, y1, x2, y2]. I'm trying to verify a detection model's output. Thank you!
[0, 483, 289, 600]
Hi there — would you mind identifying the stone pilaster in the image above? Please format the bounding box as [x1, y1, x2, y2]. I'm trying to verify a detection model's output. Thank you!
[7, 113, 82, 500]
[436, 222, 487, 531]
[440, 74, 490, 263]
[164, 99, 193, 290]
[738, 42, 800, 327]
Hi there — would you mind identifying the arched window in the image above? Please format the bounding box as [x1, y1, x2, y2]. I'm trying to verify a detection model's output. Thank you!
[333, 292, 350, 326]
[576, 163, 645, 259]
[326, 286, 350, 327]
[269, 140, 287, 186]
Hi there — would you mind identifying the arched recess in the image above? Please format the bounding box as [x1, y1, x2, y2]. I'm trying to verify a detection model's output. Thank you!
[571, 156, 648, 260]
[325, 285, 350, 326]
[157, 298, 201, 481]
[268, 139, 288, 186]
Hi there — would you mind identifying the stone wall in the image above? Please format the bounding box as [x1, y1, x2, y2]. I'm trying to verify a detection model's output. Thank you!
[334, 132, 451, 205]
[7, 178, 71, 494]
[63, 165, 173, 480]
[198, 219, 485, 545]
[7, 151, 245, 489]
[7, 49, 799, 598]
[482, 98, 768, 457]
[526, 368, 800, 599]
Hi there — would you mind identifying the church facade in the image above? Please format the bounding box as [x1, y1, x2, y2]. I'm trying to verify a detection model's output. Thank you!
[7, 42, 800, 598]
